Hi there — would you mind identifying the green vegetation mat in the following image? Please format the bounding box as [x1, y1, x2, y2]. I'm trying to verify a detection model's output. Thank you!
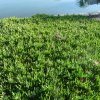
[0, 15, 100, 100]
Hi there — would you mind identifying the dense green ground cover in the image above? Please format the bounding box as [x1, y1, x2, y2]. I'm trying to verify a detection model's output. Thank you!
[0, 15, 100, 100]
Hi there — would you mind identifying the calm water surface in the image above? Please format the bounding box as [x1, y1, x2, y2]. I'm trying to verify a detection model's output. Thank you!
[0, 0, 100, 18]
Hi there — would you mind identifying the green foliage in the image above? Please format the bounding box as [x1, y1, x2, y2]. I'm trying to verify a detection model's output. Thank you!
[0, 15, 100, 100]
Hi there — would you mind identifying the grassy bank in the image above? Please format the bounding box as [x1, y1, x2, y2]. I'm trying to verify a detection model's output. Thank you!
[0, 15, 100, 100]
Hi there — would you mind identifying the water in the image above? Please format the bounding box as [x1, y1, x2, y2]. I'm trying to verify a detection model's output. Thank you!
[0, 0, 100, 18]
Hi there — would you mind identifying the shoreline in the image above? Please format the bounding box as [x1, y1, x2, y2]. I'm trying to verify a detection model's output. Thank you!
[0, 13, 100, 19]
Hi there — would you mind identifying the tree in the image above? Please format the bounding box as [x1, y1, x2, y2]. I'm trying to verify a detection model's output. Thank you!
[78, 0, 100, 7]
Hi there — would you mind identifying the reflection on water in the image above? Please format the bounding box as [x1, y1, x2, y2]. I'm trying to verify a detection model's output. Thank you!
[0, 0, 100, 18]
[79, 0, 100, 7]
